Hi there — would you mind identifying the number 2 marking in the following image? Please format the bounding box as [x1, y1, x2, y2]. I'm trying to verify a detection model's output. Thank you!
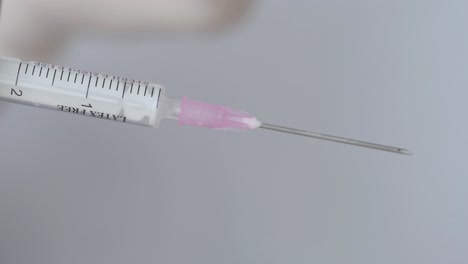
[11, 89, 23, 97]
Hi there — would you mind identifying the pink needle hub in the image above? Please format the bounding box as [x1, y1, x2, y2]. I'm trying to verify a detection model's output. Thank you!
[178, 97, 261, 131]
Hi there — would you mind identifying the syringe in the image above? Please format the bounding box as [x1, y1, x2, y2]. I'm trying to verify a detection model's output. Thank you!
[0, 57, 412, 155]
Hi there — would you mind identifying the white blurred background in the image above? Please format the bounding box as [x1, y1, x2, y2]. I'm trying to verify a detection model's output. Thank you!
[0, 1, 467, 264]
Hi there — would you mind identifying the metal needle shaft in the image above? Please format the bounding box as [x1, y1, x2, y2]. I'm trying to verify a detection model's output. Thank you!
[259, 123, 412, 155]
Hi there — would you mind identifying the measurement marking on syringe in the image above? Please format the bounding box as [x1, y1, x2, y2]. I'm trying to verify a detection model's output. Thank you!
[46, 68, 50, 78]
[95, 77, 99, 87]
[86, 76, 92, 98]
[24, 64, 29, 74]
[156, 88, 162, 108]
[116, 81, 120, 91]
[137, 84, 141, 95]
[109, 80, 113, 90]
[15, 63, 22, 86]
[102, 79, 106, 88]
[81, 75, 85, 84]
[151, 87, 155, 97]
[52, 70, 57, 86]
[60, 71, 64, 81]
[122, 83, 127, 98]
[67, 72, 71, 82]
[39, 67, 43, 77]
[32, 66, 36, 76]
[130, 83, 134, 93]
[144, 86, 148, 96]
[74, 73, 78, 83]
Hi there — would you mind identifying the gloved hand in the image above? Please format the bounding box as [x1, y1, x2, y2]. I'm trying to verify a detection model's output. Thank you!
[0, 0, 252, 60]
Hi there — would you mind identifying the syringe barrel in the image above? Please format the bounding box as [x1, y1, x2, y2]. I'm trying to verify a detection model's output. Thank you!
[0, 57, 167, 127]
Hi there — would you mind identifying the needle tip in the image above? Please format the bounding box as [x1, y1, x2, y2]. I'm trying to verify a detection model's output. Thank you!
[397, 149, 414, 155]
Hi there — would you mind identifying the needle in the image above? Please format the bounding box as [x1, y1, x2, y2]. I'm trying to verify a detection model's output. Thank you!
[259, 123, 412, 155]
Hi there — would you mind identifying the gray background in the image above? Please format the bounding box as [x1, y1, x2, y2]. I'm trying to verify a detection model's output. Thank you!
[1, 1, 467, 263]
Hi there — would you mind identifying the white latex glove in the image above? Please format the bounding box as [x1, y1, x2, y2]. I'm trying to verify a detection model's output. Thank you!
[0, 0, 252, 60]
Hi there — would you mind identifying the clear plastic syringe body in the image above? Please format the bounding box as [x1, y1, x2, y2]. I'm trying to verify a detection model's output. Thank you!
[0, 57, 411, 155]
[0, 57, 181, 127]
